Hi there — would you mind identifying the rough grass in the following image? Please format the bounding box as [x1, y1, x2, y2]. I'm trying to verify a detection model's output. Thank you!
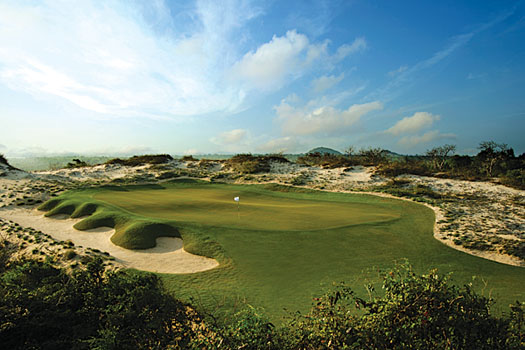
[38, 181, 525, 324]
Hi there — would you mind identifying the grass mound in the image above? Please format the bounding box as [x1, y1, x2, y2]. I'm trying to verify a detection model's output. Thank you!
[38, 194, 181, 250]
[111, 222, 180, 249]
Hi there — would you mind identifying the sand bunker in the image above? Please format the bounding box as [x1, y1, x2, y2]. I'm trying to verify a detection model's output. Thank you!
[0, 208, 219, 274]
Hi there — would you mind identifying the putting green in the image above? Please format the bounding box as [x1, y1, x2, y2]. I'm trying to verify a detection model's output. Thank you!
[39, 180, 525, 323]
[94, 187, 400, 231]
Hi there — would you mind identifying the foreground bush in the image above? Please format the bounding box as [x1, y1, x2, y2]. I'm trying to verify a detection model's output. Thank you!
[286, 262, 523, 350]
[0, 258, 198, 349]
[192, 262, 523, 349]
[1, 258, 522, 349]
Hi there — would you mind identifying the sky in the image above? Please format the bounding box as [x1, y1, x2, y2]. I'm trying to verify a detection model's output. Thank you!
[1, 0, 524, 157]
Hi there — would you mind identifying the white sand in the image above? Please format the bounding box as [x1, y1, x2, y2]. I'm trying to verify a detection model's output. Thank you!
[0, 208, 219, 274]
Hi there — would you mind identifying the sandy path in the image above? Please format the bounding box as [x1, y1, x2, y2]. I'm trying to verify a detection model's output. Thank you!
[0, 208, 219, 274]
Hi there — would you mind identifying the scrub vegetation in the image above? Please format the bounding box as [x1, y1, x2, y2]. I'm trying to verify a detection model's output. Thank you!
[0, 253, 523, 349]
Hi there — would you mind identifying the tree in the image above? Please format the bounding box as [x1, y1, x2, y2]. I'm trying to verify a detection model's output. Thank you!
[358, 147, 386, 165]
[426, 144, 456, 171]
[344, 146, 355, 156]
[477, 141, 513, 177]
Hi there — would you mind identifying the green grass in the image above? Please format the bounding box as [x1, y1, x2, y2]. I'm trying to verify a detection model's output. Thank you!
[39, 180, 525, 323]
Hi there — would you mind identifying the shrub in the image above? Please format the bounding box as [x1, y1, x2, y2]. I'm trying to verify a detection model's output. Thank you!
[0, 258, 199, 349]
[297, 152, 353, 169]
[225, 154, 271, 174]
[65, 159, 88, 168]
[376, 160, 431, 177]
[106, 154, 173, 166]
[499, 169, 525, 190]
[286, 262, 522, 349]
[182, 155, 197, 161]
[63, 249, 77, 260]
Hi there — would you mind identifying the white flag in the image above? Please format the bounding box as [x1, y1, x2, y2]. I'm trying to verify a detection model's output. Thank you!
[234, 196, 240, 202]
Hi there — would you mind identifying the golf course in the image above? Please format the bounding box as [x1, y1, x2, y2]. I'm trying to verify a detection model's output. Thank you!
[38, 179, 525, 322]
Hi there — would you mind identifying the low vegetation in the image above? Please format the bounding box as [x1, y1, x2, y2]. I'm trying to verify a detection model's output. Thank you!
[224, 153, 288, 174]
[297, 152, 354, 169]
[0, 256, 522, 349]
[105, 154, 174, 166]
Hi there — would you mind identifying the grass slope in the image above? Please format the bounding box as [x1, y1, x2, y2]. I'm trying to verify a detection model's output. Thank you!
[39, 180, 525, 322]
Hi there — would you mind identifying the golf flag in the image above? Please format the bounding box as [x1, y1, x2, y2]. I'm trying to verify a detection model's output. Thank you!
[234, 196, 240, 202]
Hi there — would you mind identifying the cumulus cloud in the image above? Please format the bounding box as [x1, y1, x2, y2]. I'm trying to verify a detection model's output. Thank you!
[398, 130, 456, 147]
[211, 129, 248, 144]
[275, 99, 383, 136]
[231, 30, 364, 91]
[311, 73, 344, 93]
[386, 112, 440, 136]
[231, 30, 314, 90]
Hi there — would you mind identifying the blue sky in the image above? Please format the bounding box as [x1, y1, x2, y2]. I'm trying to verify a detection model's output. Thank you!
[1, 0, 524, 157]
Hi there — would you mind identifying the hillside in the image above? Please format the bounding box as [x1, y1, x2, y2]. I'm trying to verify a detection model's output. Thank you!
[306, 147, 342, 155]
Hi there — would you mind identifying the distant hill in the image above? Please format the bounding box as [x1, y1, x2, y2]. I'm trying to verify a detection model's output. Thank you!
[307, 147, 342, 155]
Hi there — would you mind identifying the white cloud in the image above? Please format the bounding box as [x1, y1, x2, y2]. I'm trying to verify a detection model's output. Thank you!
[311, 73, 344, 93]
[388, 65, 408, 77]
[231, 30, 364, 91]
[230, 30, 311, 90]
[211, 129, 248, 144]
[0, 1, 368, 118]
[466, 72, 486, 80]
[275, 99, 383, 136]
[257, 136, 300, 153]
[334, 37, 367, 61]
[398, 130, 456, 147]
[0, 0, 259, 118]
[386, 112, 440, 136]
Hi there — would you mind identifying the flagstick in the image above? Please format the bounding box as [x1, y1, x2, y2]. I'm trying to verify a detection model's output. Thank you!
[237, 201, 240, 219]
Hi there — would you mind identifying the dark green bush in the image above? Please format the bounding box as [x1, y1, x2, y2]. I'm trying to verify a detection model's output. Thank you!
[106, 154, 173, 166]
[297, 152, 353, 169]
[285, 262, 523, 350]
[376, 160, 431, 177]
[225, 154, 273, 174]
[499, 169, 525, 190]
[0, 258, 198, 349]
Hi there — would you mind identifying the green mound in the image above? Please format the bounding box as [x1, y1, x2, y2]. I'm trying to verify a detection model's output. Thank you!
[38, 191, 181, 250]
[38, 182, 525, 323]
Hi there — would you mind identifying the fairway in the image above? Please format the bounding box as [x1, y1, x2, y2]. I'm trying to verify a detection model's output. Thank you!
[39, 180, 525, 322]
